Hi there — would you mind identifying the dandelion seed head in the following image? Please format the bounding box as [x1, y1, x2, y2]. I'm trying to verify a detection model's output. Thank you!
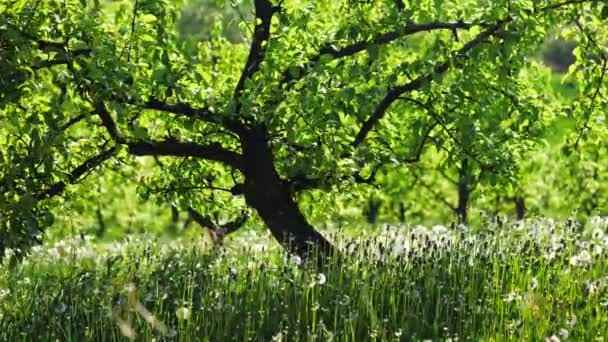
[176, 306, 191, 321]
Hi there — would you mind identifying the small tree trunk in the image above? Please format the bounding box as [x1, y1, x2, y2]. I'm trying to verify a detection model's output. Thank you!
[365, 197, 382, 224]
[455, 159, 471, 224]
[168, 205, 180, 234]
[95, 206, 106, 238]
[514, 196, 526, 220]
[398, 202, 406, 224]
[240, 126, 336, 261]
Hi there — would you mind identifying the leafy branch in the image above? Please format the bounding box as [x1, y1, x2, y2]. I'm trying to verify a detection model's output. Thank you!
[279, 20, 478, 87]
[36, 146, 119, 200]
[352, 18, 509, 147]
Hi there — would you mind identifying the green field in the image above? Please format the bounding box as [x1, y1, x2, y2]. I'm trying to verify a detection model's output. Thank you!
[3, 0, 608, 340]
[2, 219, 608, 341]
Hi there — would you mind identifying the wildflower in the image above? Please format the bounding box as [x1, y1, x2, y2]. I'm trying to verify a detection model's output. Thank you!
[176, 306, 191, 321]
[593, 244, 603, 256]
[503, 292, 521, 303]
[317, 273, 326, 285]
[531, 278, 539, 290]
[592, 228, 604, 240]
[559, 328, 569, 339]
[545, 335, 560, 342]
[584, 280, 601, 295]
[569, 250, 592, 267]
[339, 295, 351, 306]
[54, 302, 67, 314]
[113, 314, 136, 340]
[566, 314, 577, 327]
[290, 255, 302, 266]
[229, 267, 238, 280]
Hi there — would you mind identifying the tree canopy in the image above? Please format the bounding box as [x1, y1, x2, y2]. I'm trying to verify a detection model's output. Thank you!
[1, 0, 607, 261]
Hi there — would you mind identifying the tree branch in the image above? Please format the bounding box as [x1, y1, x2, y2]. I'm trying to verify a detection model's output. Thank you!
[288, 165, 381, 193]
[35, 146, 119, 200]
[144, 98, 203, 118]
[95, 102, 125, 143]
[279, 20, 476, 86]
[187, 207, 249, 245]
[232, 0, 275, 106]
[143, 97, 245, 134]
[402, 120, 440, 163]
[59, 112, 89, 131]
[352, 19, 509, 147]
[540, 0, 603, 12]
[127, 140, 244, 170]
[411, 167, 456, 211]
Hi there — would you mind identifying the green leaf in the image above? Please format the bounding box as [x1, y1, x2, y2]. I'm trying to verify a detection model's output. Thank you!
[133, 125, 149, 139]
[140, 14, 158, 24]
[366, 43, 379, 61]
[601, 5, 608, 20]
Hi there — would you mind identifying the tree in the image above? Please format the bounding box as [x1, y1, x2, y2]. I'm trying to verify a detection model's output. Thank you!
[1, 0, 607, 262]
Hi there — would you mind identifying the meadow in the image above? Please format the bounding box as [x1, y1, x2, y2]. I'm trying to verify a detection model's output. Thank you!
[2, 217, 608, 341]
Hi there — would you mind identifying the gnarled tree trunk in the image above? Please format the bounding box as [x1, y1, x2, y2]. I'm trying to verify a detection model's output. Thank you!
[240, 126, 336, 260]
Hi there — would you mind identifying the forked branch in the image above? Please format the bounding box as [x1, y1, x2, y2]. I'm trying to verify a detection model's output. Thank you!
[352, 19, 509, 147]
[187, 207, 249, 246]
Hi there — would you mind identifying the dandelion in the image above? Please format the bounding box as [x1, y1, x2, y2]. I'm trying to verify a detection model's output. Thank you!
[290, 255, 302, 266]
[531, 278, 539, 290]
[592, 228, 604, 240]
[503, 292, 521, 303]
[593, 244, 603, 256]
[566, 314, 578, 327]
[271, 332, 283, 342]
[569, 250, 592, 267]
[317, 273, 326, 285]
[339, 295, 351, 306]
[54, 302, 67, 314]
[176, 306, 191, 321]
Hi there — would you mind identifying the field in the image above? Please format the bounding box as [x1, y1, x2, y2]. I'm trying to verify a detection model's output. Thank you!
[2, 218, 608, 341]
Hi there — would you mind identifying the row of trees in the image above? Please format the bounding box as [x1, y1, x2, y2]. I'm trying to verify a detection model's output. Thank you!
[1, 0, 607, 262]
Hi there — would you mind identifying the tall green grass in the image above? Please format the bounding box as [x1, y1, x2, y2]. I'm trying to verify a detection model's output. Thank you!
[1, 218, 608, 341]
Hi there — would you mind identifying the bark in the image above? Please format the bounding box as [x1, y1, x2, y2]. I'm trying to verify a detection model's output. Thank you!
[365, 197, 382, 224]
[514, 196, 526, 220]
[168, 205, 180, 234]
[398, 202, 406, 224]
[455, 159, 471, 224]
[186, 207, 247, 247]
[239, 126, 336, 261]
[95, 206, 106, 238]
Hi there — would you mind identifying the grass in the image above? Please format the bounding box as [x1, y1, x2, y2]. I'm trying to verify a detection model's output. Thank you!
[2, 218, 608, 341]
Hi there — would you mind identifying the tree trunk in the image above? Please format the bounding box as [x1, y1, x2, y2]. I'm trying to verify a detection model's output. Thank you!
[455, 159, 471, 224]
[398, 202, 406, 224]
[95, 206, 106, 238]
[514, 196, 526, 220]
[365, 197, 382, 224]
[239, 126, 336, 261]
